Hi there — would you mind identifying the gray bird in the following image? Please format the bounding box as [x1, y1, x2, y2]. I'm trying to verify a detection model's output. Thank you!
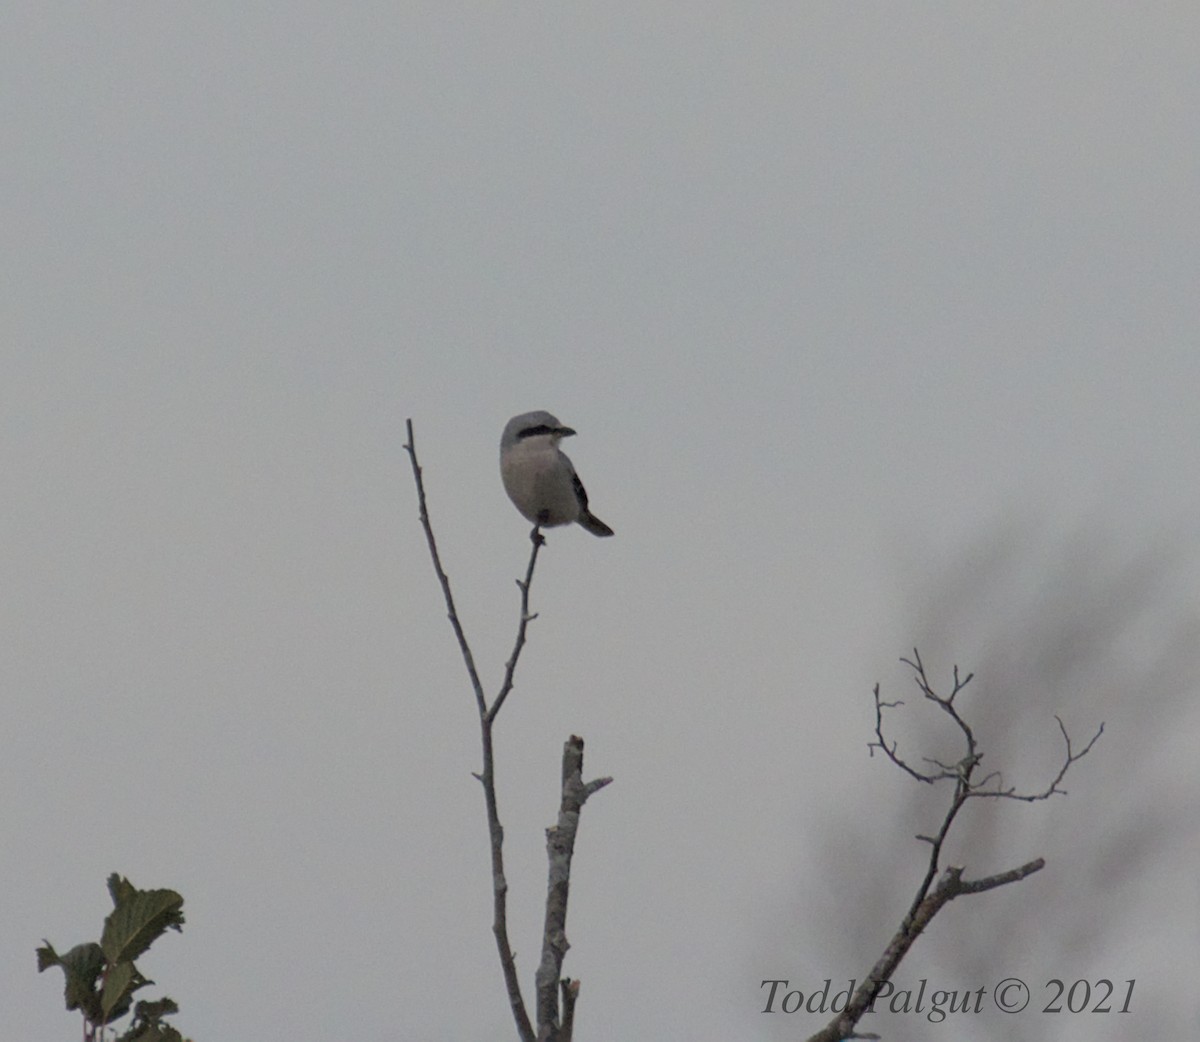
[499, 411, 614, 537]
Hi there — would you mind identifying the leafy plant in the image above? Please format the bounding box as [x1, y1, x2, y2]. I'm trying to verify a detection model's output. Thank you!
[38, 873, 188, 1042]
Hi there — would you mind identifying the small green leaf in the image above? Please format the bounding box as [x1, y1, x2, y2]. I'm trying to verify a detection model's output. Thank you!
[133, 997, 179, 1020]
[37, 941, 106, 1019]
[101, 957, 150, 1022]
[100, 875, 185, 964]
[118, 996, 184, 1042]
[36, 940, 62, 973]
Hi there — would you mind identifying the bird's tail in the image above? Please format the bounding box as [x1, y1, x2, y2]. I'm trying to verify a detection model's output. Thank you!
[578, 512, 615, 537]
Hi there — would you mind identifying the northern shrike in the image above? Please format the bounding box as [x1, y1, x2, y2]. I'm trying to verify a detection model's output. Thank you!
[499, 411, 614, 537]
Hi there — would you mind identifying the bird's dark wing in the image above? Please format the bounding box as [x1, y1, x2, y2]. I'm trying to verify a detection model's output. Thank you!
[571, 472, 591, 511]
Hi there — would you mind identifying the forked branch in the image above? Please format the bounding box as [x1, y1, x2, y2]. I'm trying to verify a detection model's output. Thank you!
[805, 650, 1103, 1042]
[403, 419, 534, 1041]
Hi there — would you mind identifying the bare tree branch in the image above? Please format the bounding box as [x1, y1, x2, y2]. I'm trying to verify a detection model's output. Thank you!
[535, 736, 613, 1041]
[804, 858, 1045, 1042]
[970, 715, 1105, 802]
[488, 528, 544, 725]
[405, 420, 610, 1042]
[404, 419, 536, 1042]
[403, 418, 489, 720]
[871, 649, 1103, 801]
[807, 650, 1103, 1042]
[559, 978, 579, 1040]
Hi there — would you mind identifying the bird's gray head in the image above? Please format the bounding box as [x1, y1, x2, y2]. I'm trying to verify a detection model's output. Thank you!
[500, 411, 577, 450]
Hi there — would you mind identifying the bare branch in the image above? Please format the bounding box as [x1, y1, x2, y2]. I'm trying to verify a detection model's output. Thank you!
[807, 650, 1102, 1042]
[954, 857, 1045, 894]
[404, 419, 535, 1042]
[867, 684, 936, 784]
[969, 716, 1105, 802]
[559, 978, 579, 1041]
[403, 419, 488, 719]
[535, 736, 610, 1042]
[487, 530, 544, 725]
[804, 860, 1044, 1042]
[901, 648, 979, 753]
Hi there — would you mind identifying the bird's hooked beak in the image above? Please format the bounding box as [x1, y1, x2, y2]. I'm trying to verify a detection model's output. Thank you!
[555, 426, 576, 439]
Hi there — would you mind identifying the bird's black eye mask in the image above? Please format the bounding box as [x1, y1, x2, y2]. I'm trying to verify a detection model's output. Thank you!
[518, 424, 558, 439]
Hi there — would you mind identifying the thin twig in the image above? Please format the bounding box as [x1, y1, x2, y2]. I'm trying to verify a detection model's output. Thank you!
[404, 419, 535, 1042]
[488, 530, 544, 725]
[403, 419, 488, 719]
[970, 716, 1105, 801]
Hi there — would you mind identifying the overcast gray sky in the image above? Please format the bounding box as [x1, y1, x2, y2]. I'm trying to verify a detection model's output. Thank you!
[4, 5, 1198, 1041]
